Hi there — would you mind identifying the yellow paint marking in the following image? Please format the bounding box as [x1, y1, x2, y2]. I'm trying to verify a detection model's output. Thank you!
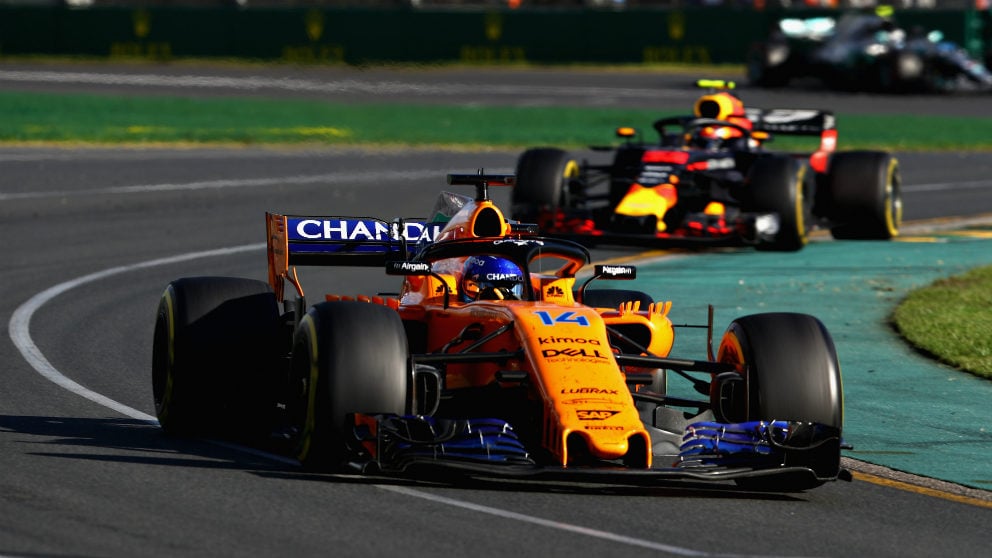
[853, 471, 992, 509]
[893, 236, 944, 243]
[943, 230, 992, 239]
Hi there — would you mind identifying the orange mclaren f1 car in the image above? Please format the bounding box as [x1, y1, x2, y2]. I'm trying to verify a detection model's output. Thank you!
[152, 172, 849, 491]
[512, 80, 902, 251]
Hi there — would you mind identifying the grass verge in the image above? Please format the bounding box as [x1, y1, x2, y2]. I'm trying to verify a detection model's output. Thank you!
[892, 263, 992, 379]
[1, 90, 991, 151]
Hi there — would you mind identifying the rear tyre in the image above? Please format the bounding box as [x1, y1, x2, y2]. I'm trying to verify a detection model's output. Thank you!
[717, 313, 843, 491]
[512, 148, 578, 225]
[152, 277, 281, 438]
[744, 155, 813, 252]
[821, 151, 901, 240]
[289, 301, 410, 470]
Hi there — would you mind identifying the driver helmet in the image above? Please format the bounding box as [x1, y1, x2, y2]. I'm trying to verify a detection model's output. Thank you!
[460, 255, 525, 302]
[690, 91, 752, 148]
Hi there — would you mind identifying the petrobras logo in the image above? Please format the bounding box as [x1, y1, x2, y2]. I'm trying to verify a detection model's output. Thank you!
[290, 218, 442, 243]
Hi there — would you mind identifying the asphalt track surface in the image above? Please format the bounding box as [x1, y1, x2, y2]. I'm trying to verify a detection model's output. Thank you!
[2, 63, 992, 557]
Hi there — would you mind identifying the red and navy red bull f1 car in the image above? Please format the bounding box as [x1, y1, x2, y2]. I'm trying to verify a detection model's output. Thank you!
[512, 80, 902, 251]
[152, 172, 849, 491]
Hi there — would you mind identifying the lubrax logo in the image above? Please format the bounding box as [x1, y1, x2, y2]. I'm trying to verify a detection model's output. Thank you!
[538, 337, 601, 346]
[542, 348, 607, 359]
[576, 410, 619, 420]
[561, 387, 619, 395]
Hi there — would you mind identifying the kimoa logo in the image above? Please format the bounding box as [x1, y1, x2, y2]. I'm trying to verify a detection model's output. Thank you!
[538, 337, 601, 345]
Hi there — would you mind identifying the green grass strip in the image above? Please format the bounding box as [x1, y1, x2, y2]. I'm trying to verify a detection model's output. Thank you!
[1, 90, 991, 151]
[892, 263, 992, 379]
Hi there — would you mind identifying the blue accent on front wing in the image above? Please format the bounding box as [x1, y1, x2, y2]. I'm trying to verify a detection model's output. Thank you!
[677, 420, 792, 468]
[365, 415, 534, 467]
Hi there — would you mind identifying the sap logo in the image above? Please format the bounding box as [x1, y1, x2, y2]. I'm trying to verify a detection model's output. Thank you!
[561, 387, 619, 395]
[542, 348, 607, 359]
[576, 410, 618, 420]
[292, 219, 441, 243]
[538, 337, 601, 346]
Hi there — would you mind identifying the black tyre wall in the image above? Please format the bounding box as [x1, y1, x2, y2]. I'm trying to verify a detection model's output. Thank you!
[152, 276, 281, 437]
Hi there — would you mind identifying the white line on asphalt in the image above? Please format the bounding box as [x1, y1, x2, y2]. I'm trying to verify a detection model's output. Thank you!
[9, 244, 264, 423]
[0, 169, 445, 201]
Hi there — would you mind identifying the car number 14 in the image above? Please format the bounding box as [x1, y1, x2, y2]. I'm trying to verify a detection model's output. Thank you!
[534, 310, 590, 327]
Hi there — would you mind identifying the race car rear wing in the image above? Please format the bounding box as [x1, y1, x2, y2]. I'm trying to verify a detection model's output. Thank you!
[266, 212, 443, 301]
[745, 108, 835, 136]
[746, 108, 838, 170]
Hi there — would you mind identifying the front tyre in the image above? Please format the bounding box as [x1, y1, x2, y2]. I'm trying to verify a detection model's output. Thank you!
[820, 151, 902, 240]
[717, 312, 843, 491]
[152, 277, 281, 438]
[744, 155, 813, 252]
[289, 301, 410, 470]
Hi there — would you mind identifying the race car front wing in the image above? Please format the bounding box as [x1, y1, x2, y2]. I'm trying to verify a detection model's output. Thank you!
[348, 413, 848, 487]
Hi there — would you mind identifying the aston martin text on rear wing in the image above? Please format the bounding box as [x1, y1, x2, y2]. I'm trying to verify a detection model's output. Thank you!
[746, 108, 836, 137]
[267, 213, 443, 268]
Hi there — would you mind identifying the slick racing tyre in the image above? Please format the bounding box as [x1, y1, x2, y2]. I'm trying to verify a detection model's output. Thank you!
[512, 147, 578, 226]
[152, 277, 281, 438]
[717, 313, 843, 491]
[289, 301, 410, 470]
[744, 155, 813, 252]
[820, 151, 901, 240]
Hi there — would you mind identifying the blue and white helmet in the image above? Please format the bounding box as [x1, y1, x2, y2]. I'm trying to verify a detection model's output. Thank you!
[461, 255, 525, 302]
